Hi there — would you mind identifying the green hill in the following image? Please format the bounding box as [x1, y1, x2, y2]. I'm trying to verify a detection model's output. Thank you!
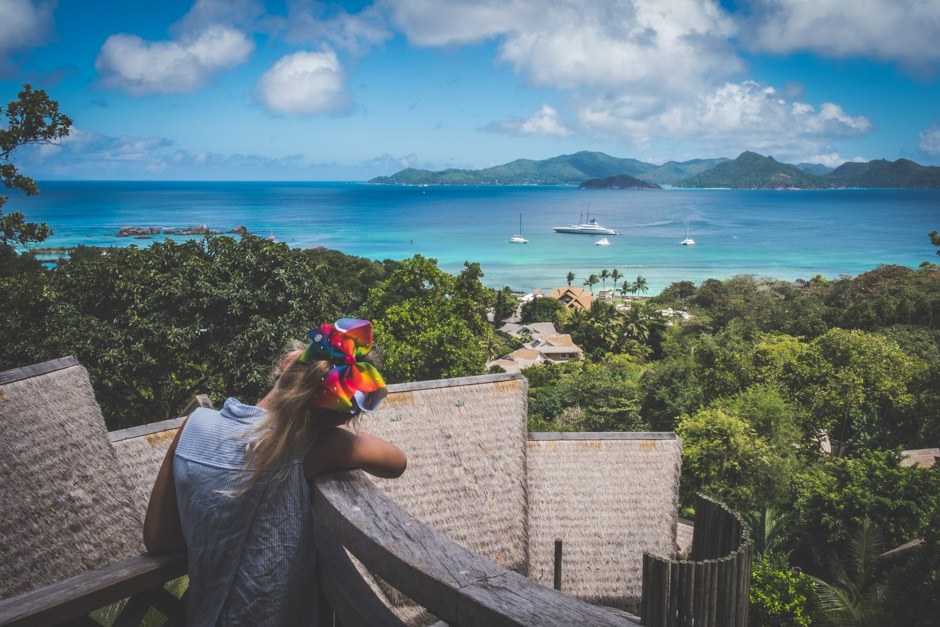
[368, 151, 656, 185]
[674, 151, 828, 189]
[824, 158, 940, 188]
[579, 174, 660, 189]
[639, 158, 730, 185]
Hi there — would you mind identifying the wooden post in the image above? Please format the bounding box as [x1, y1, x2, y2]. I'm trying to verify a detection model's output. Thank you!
[553, 539, 563, 591]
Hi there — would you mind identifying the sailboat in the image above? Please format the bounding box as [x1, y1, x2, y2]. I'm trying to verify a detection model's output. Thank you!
[680, 220, 695, 246]
[509, 214, 528, 244]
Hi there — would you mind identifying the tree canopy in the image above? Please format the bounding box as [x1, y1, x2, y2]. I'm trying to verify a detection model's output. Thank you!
[1, 84, 72, 249]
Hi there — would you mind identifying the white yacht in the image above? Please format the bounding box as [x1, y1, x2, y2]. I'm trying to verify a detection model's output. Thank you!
[509, 214, 528, 244]
[553, 213, 619, 235]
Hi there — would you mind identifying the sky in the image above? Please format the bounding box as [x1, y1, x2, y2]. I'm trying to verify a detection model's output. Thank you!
[2, 0, 940, 181]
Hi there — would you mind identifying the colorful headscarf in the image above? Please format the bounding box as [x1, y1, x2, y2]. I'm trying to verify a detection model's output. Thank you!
[299, 318, 387, 414]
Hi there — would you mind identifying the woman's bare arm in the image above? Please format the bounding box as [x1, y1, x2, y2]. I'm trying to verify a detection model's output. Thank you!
[143, 420, 187, 554]
[304, 426, 407, 481]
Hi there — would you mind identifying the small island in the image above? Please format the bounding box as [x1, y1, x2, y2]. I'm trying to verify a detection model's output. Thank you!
[579, 174, 661, 190]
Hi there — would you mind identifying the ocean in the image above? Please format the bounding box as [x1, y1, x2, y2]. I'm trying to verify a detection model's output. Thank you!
[16, 181, 940, 294]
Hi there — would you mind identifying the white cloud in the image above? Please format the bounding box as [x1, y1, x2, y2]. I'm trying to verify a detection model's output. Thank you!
[95, 25, 254, 95]
[0, 0, 55, 67]
[385, 0, 740, 95]
[743, 0, 940, 70]
[255, 50, 349, 115]
[171, 0, 268, 35]
[919, 124, 940, 156]
[488, 104, 572, 136]
[279, 0, 391, 55]
[579, 80, 872, 161]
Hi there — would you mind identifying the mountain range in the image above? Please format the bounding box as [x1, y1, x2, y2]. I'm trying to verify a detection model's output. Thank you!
[368, 150, 940, 189]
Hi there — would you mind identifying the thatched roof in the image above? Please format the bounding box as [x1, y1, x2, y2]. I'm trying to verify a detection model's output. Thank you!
[0, 358, 142, 599]
[526, 432, 682, 612]
[359, 373, 530, 573]
[109, 417, 185, 522]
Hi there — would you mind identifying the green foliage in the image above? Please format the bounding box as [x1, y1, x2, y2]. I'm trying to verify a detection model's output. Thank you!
[749, 561, 817, 627]
[809, 519, 888, 627]
[792, 450, 940, 556]
[363, 255, 492, 383]
[675, 408, 778, 512]
[0, 236, 390, 428]
[493, 285, 518, 323]
[788, 328, 919, 449]
[1, 84, 72, 248]
[519, 295, 562, 323]
[879, 505, 940, 627]
[525, 356, 647, 432]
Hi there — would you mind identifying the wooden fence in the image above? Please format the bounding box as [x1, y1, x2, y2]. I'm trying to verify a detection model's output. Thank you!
[640, 496, 753, 627]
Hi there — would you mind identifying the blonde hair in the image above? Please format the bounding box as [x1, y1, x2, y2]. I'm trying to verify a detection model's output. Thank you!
[239, 352, 344, 492]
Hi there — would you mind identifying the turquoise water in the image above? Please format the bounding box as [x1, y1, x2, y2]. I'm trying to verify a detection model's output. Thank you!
[18, 181, 940, 294]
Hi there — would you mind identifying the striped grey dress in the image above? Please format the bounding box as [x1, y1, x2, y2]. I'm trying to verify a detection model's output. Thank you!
[174, 398, 318, 626]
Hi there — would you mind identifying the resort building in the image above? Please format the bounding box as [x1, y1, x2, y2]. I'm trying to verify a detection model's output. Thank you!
[548, 286, 594, 311]
[491, 322, 585, 373]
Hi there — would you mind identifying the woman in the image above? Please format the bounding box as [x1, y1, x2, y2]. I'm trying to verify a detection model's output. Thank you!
[143, 318, 407, 625]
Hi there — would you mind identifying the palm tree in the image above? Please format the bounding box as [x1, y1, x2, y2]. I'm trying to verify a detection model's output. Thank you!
[744, 507, 794, 564]
[620, 281, 635, 297]
[610, 268, 622, 292]
[583, 273, 599, 294]
[566, 271, 575, 286]
[633, 275, 648, 295]
[599, 268, 610, 289]
[810, 519, 887, 627]
[620, 300, 652, 342]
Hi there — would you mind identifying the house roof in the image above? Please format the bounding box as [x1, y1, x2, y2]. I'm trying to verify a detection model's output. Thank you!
[548, 286, 594, 310]
[900, 448, 939, 468]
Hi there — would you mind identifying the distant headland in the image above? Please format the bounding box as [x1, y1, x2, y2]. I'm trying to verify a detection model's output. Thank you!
[368, 150, 940, 189]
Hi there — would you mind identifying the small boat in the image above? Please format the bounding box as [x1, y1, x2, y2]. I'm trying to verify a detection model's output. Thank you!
[509, 214, 528, 244]
[680, 220, 695, 246]
[595, 237, 610, 246]
[553, 212, 619, 235]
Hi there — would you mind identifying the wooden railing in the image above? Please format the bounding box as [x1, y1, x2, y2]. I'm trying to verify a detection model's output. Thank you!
[0, 554, 187, 626]
[0, 469, 638, 626]
[640, 495, 753, 627]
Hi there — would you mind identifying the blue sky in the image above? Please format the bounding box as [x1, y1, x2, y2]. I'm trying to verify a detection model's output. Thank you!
[2, 0, 940, 181]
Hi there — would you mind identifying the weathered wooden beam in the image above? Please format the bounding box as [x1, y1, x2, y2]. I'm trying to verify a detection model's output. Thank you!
[313, 470, 636, 626]
[0, 553, 186, 627]
[314, 519, 407, 627]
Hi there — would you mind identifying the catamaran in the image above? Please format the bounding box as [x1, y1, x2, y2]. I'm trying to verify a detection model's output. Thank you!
[509, 214, 528, 244]
[680, 219, 695, 246]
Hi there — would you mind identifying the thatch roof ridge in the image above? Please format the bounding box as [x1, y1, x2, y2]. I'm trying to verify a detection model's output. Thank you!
[529, 431, 679, 441]
[386, 371, 523, 393]
[0, 355, 79, 384]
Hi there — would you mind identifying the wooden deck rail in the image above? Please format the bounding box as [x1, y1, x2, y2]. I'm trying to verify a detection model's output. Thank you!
[640, 495, 754, 627]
